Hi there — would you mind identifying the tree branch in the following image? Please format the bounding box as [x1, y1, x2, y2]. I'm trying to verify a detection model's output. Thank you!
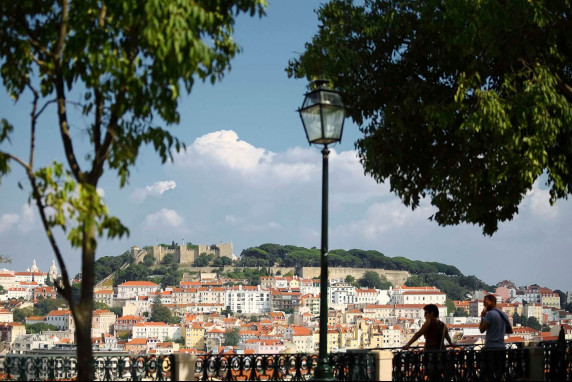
[55, 0, 69, 62]
[91, 92, 124, 182]
[26, 83, 39, 168]
[27, 171, 73, 303]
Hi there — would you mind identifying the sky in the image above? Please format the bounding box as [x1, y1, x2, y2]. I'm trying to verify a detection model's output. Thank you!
[1, 0, 571, 292]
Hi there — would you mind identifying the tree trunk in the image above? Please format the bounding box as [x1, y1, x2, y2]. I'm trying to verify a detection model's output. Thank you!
[75, 313, 94, 380]
[75, 214, 97, 380]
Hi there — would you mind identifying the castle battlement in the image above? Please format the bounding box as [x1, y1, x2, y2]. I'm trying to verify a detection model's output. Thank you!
[132, 243, 233, 265]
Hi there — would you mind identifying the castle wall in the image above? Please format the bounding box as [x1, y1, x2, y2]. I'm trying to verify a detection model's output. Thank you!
[300, 267, 410, 286]
[181, 266, 410, 287]
[133, 243, 233, 265]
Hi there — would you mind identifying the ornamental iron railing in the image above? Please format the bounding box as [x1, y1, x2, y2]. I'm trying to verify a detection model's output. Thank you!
[194, 350, 375, 381]
[391, 344, 529, 381]
[0, 340, 569, 381]
[0, 354, 173, 381]
[538, 339, 571, 381]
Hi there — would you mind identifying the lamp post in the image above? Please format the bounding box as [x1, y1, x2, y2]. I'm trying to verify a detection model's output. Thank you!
[298, 79, 346, 381]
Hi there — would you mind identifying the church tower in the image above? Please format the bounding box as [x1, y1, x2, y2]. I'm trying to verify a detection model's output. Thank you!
[48, 260, 59, 282]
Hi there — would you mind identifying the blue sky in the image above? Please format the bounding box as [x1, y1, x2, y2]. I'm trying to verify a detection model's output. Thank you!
[1, 0, 572, 292]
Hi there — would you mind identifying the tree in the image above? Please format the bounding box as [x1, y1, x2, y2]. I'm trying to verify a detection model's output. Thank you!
[35, 298, 68, 316]
[150, 295, 174, 324]
[445, 299, 456, 316]
[223, 327, 241, 346]
[527, 317, 542, 331]
[288, 0, 572, 235]
[345, 275, 356, 286]
[93, 302, 111, 311]
[212, 256, 232, 267]
[162, 253, 176, 265]
[0, 1, 266, 379]
[26, 323, 59, 334]
[453, 308, 469, 318]
[143, 254, 156, 267]
[13, 307, 35, 323]
[110, 307, 123, 317]
[358, 271, 392, 289]
[194, 253, 214, 267]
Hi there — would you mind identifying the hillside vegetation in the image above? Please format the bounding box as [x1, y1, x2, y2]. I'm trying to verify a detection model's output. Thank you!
[94, 243, 494, 300]
[238, 244, 494, 300]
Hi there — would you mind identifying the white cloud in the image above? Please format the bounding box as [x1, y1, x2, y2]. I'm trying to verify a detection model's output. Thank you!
[17, 204, 35, 233]
[332, 199, 434, 240]
[144, 209, 183, 229]
[176, 130, 273, 172]
[0, 213, 19, 233]
[130, 181, 177, 203]
[174, 130, 319, 184]
[523, 181, 559, 219]
[0, 204, 35, 234]
[173, 130, 383, 204]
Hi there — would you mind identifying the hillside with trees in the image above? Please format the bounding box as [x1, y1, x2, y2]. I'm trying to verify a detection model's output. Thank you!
[237, 244, 494, 300]
[93, 242, 494, 301]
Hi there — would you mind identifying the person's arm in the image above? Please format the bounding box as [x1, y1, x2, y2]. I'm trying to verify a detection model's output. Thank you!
[404, 319, 429, 349]
[479, 310, 489, 333]
[444, 326, 453, 346]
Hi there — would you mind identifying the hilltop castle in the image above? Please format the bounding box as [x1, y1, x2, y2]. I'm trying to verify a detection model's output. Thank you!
[131, 243, 233, 265]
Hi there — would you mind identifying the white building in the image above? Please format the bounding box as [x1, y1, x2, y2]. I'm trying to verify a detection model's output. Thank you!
[394, 304, 447, 320]
[329, 282, 356, 305]
[225, 285, 270, 314]
[91, 310, 117, 337]
[0, 308, 13, 323]
[241, 339, 286, 354]
[7, 287, 32, 300]
[0, 272, 17, 291]
[132, 322, 181, 342]
[284, 326, 314, 353]
[198, 287, 226, 305]
[46, 310, 75, 331]
[355, 289, 380, 305]
[390, 286, 446, 306]
[117, 281, 160, 300]
[11, 333, 61, 354]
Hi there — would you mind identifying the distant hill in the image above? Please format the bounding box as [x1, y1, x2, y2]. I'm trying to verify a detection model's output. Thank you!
[93, 243, 495, 301]
[238, 244, 495, 300]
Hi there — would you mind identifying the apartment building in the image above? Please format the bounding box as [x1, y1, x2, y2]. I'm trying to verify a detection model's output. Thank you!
[183, 323, 205, 349]
[91, 310, 116, 336]
[115, 315, 145, 335]
[94, 290, 114, 307]
[225, 285, 271, 314]
[117, 281, 160, 299]
[132, 322, 181, 342]
[45, 310, 75, 331]
[391, 286, 446, 305]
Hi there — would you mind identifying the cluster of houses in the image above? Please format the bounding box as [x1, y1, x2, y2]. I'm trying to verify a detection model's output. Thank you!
[0, 261, 571, 356]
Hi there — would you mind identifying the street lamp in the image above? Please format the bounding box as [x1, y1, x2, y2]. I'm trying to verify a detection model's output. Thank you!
[298, 79, 346, 381]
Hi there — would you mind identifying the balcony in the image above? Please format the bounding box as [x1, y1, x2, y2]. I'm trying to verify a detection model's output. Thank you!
[0, 340, 568, 381]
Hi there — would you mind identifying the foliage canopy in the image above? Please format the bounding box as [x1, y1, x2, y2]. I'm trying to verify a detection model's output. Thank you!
[0, 1, 266, 379]
[288, 0, 572, 235]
